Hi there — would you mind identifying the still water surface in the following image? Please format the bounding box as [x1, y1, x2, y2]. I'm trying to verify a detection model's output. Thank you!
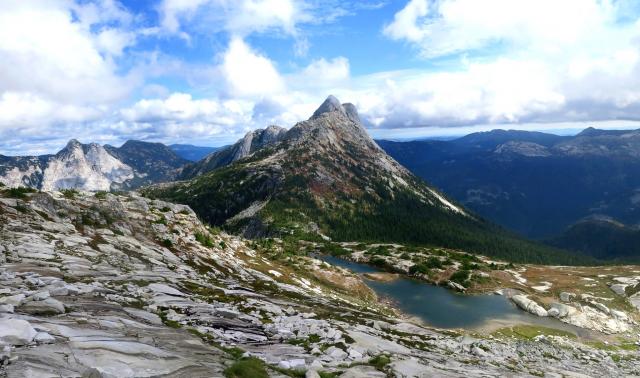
[320, 254, 592, 337]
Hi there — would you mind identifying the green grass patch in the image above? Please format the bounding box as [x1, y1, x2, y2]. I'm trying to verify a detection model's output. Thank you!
[493, 325, 576, 340]
[369, 354, 391, 371]
[224, 357, 268, 378]
[195, 232, 215, 247]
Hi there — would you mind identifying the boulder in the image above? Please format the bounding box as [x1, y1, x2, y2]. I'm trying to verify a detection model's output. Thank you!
[28, 290, 50, 301]
[306, 370, 321, 378]
[548, 303, 577, 318]
[511, 295, 548, 317]
[559, 292, 576, 302]
[0, 319, 37, 345]
[34, 332, 55, 344]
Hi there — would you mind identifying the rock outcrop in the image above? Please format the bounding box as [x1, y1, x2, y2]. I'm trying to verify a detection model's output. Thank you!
[179, 125, 287, 179]
[511, 295, 548, 317]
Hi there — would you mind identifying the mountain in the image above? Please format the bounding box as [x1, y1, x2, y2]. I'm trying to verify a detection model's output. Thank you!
[169, 144, 223, 161]
[378, 128, 640, 259]
[178, 125, 288, 179]
[0, 139, 188, 191]
[143, 96, 586, 264]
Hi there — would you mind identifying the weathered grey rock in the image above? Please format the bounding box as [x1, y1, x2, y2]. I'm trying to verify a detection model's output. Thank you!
[0, 304, 14, 313]
[148, 283, 185, 297]
[306, 370, 321, 378]
[34, 332, 55, 344]
[28, 290, 50, 301]
[0, 319, 37, 345]
[123, 308, 162, 325]
[0, 294, 25, 306]
[560, 292, 576, 302]
[511, 295, 548, 317]
[19, 297, 65, 315]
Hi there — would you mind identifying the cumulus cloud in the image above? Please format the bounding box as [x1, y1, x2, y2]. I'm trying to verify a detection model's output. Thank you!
[221, 38, 286, 97]
[370, 0, 640, 128]
[0, 0, 139, 130]
[4, 0, 640, 155]
[159, 0, 304, 38]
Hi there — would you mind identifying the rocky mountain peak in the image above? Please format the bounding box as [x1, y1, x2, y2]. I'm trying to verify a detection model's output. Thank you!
[311, 95, 344, 119]
[60, 139, 82, 153]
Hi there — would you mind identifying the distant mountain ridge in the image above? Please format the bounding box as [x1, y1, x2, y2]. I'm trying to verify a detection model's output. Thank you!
[0, 139, 188, 191]
[169, 144, 223, 162]
[378, 127, 640, 259]
[143, 96, 586, 264]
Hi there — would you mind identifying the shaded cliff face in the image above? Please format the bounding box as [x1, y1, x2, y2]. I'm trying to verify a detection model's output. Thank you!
[144, 96, 578, 264]
[0, 140, 188, 191]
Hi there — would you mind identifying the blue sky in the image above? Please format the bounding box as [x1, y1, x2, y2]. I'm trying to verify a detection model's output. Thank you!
[1, 0, 640, 155]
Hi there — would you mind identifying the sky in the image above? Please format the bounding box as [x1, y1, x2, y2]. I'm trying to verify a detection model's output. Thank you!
[2, 0, 640, 155]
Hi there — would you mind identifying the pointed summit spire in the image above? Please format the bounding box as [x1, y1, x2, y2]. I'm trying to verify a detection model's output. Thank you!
[311, 95, 345, 119]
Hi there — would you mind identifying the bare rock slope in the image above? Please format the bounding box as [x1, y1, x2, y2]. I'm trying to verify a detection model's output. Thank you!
[1, 189, 638, 376]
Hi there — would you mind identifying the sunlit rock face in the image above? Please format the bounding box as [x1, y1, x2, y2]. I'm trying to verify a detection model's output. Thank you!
[0, 139, 188, 191]
[40, 140, 135, 191]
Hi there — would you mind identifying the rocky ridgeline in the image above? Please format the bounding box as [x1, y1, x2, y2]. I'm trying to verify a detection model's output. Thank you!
[0, 190, 638, 377]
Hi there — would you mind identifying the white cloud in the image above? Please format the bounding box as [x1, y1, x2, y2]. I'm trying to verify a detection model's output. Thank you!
[159, 0, 304, 38]
[221, 38, 286, 97]
[295, 57, 350, 86]
[383, 0, 618, 58]
[96, 92, 256, 147]
[0, 0, 139, 131]
[382, 0, 428, 43]
[372, 0, 640, 128]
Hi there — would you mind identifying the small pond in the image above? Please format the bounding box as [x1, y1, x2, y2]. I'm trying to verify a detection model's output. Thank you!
[320, 254, 593, 337]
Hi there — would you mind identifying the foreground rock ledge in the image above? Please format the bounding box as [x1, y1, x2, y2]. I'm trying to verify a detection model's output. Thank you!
[0, 190, 638, 377]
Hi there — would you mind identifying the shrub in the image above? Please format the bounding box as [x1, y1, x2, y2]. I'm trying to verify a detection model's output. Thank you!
[6, 187, 36, 198]
[61, 189, 78, 199]
[94, 191, 108, 199]
[195, 232, 214, 247]
[449, 269, 471, 287]
[161, 239, 173, 248]
[369, 354, 391, 371]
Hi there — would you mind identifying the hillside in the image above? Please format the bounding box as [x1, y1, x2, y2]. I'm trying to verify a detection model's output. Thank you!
[143, 96, 587, 265]
[548, 218, 640, 261]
